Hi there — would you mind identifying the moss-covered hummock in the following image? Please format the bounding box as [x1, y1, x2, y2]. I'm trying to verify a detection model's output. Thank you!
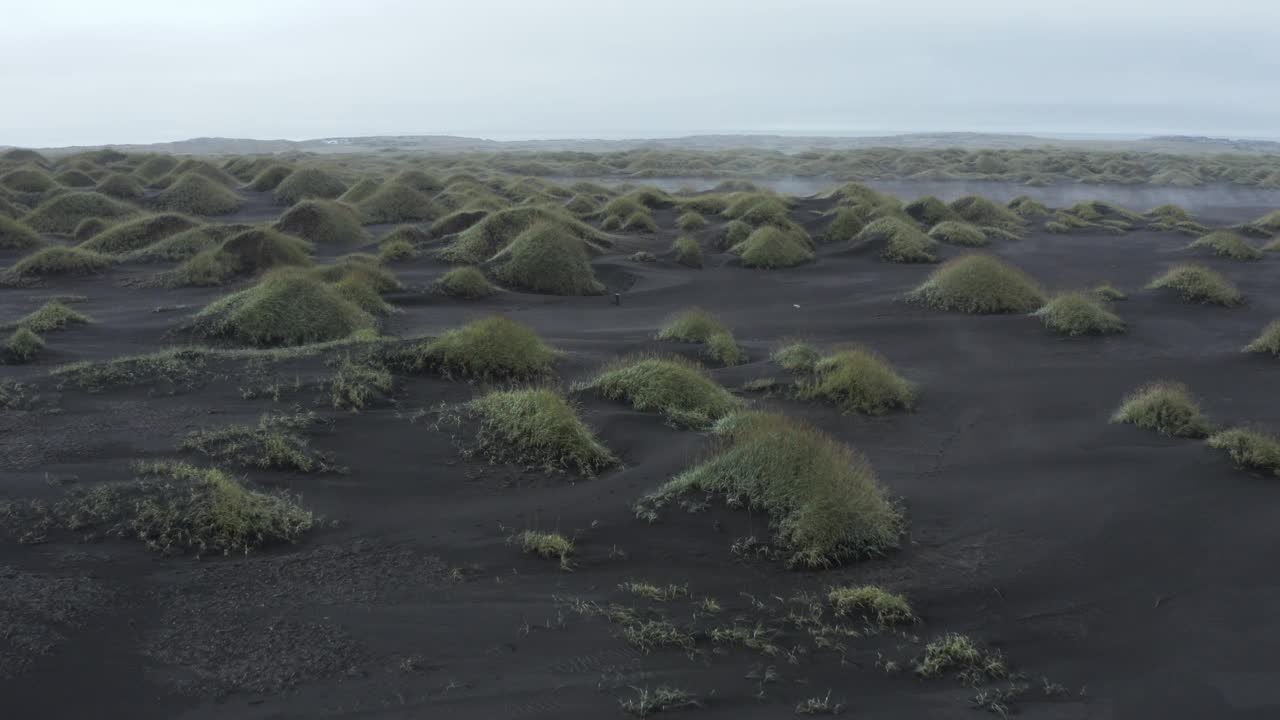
[95, 172, 146, 200]
[246, 164, 294, 192]
[169, 227, 313, 286]
[928, 220, 989, 247]
[1, 166, 57, 193]
[11, 300, 90, 333]
[908, 255, 1045, 313]
[438, 206, 609, 264]
[637, 411, 901, 568]
[357, 181, 438, 223]
[4, 327, 43, 363]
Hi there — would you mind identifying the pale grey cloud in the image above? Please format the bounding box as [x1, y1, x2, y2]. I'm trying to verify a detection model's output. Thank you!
[2, 0, 1277, 146]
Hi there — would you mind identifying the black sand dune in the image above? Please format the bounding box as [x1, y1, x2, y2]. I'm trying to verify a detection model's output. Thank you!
[2, 180, 1279, 720]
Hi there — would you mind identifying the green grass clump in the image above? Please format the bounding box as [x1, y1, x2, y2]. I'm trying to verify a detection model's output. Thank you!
[723, 193, 790, 225]
[1044, 220, 1072, 234]
[1092, 284, 1128, 301]
[493, 222, 605, 295]
[95, 172, 145, 200]
[928, 220, 989, 247]
[1034, 292, 1126, 336]
[822, 206, 864, 243]
[903, 196, 956, 226]
[1187, 231, 1262, 261]
[122, 223, 242, 261]
[78, 213, 199, 253]
[1147, 203, 1194, 222]
[11, 246, 113, 277]
[0, 214, 41, 249]
[155, 173, 242, 215]
[621, 210, 658, 233]
[855, 217, 938, 263]
[63, 461, 313, 555]
[72, 217, 114, 242]
[328, 356, 393, 411]
[1146, 264, 1242, 306]
[183, 412, 326, 472]
[23, 191, 137, 233]
[736, 226, 814, 268]
[908, 254, 1045, 314]
[1265, 238, 1280, 253]
[246, 164, 294, 192]
[274, 199, 370, 246]
[657, 308, 730, 343]
[132, 155, 178, 181]
[1068, 200, 1143, 225]
[914, 633, 1006, 681]
[1207, 428, 1280, 476]
[193, 269, 374, 347]
[720, 219, 753, 249]
[676, 211, 706, 231]
[379, 238, 416, 262]
[54, 169, 96, 188]
[169, 227, 313, 286]
[797, 348, 916, 415]
[307, 255, 399, 315]
[409, 316, 557, 381]
[771, 341, 819, 372]
[638, 411, 901, 568]
[672, 236, 703, 268]
[950, 195, 1023, 230]
[12, 300, 90, 333]
[337, 177, 380, 204]
[1, 167, 56, 193]
[1244, 320, 1280, 356]
[466, 388, 617, 476]
[581, 355, 742, 428]
[435, 266, 497, 298]
[827, 585, 914, 627]
[4, 327, 43, 363]
[154, 159, 239, 189]
[1008, 195, 1049, 217]
[273, 167, 347, 205]
[357, 181, 438, 223]
[439, 206, 608, 264]
[1111, 381, 1211, 438]
[519, 530, 574, 568]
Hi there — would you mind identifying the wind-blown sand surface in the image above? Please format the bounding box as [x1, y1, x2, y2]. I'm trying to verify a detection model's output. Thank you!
[2, 183, 1278, 719]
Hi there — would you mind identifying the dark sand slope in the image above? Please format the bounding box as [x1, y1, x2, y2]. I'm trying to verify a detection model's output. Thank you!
[1, 185, 1279, 720]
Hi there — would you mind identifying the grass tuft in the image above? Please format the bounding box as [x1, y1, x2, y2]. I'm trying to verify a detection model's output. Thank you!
[827, 585, 915, 627]
[914, 633, 1006, 682]
[407, 316, 557, 381]
[1145, 264, 1242, 306]
[1034, 292, 1125, 336]
[183, 412, 327, 472]
[928, 220, 989, 247]
[0, 215, 42, 249]
[193, 268, 374, 347]
[11, 246, 113, 277]
[1111, 381, 1211, 438]
[465, 388, 617, 475]
[672, 235, 703, 268]
[4, 327, 43, 363]
[581, 355, 742, 428]
[908, 254, 1045, 313]
[797, 348, 916, 414]
[1244, 319, 1280, 356]
[735, 226, 814, 268]
[435, 266, 497, 298]
[1092, 284, 1128, 301]
[675, 211, 706, 231]
[1207, 428, 1280, 476]
[519, 530, 574, 568]
[11, 300, 90, 333]
[1187, 231, 1262, 261]
[328, 356, 393, 411]
[493, 222, 605, 295]
[771, 341, 820, 372]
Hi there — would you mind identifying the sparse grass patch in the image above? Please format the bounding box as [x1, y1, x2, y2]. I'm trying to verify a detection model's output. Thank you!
[1034, 292, 1125, 336]
[620, 686, 699, 717]
[581, 355, 742, 428]
[828, 585, 914, 627]
[52, 347, 210, 393]
[1187, 231, 1262, 261]
[907, 255, 1045, 313]
[328, 356, 392, 411]
[11, 300, 90, 332]
[519, 529, 574, 568]
[796, 348, 916, 415]
[462, 388, 617, 475]
[673, 235, 702, 268]
[4, 327, 43, 363]
[914, 633, 1007, 683]
[619, 581, 688, 601]
[406, 316, 557, 381]
[637, 411, 901, 567]
[10, 246, 113, 277]
[193, 269, 374, 347]
[183, 411, 328, 472]
[629, 250, 657, 263]
[1146, 264, 1242, 306]
[1111, 381, 1211, 438]
[1206, 428, 1280, 476]
[928, 220, 989, 247]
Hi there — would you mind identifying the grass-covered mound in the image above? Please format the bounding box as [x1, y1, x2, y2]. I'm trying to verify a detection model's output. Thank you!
[388, 169, 443, 193]
[1111, 382, 1210, 438]
[274, 199, 369, 247]
[337, 177, 380, 204]
[722, 193, 791, 225]
[4, 327, 43, 363]
[673, 235, 703, 268]
[637, 411, 901, 568]
[95, 172, 145, 200]
[908, 254, 1045, 313]
[0, 214, 41, 249]
[169, 227, 313, 286]
[73, 217, 114, 243]
[927, 220, 989, 247]
[407, 316, 557, 381]
[1187, 231, 1262, 261]
[1008, 195, 1049, 218]
[154, 159, 239, 189]
[155, 173, 242, 216]
[734, 226, 814, 268]
[431, 209, 489, 238]
[438, 206, 609, 264]
[492, 222, 606, 295]
[1244, 320, 1280, 356]
[1034, 292, 1125, 336]
[54, 169, 96, 188]
[719, 219, 753, 249]
[822, 206, 864, 243]
[797, 348, 916, 414]
[307, 255, 400, 315]
[903, 196, 956, 226]
[12, 300, 90, 332]
[1092, 284, 1128, 301]
[1, 148, 48, 165]
[1237, 210, 1280, 238]
[357, 181, 438, 223]
[580, 355, 742, 428]
[621, 210, 659, 233]
[676, 211, 706, 231]
[1, 166, 56, 193]
[132, 154, 178, 182]
[23, 191, 137, 233]
[463, 388, 617, 476]
[381, 224, 433, 248]
[1146, 264, 1242, 306]
[434, 266, 497, 298]
[1207, 428, 1280, 476]
[950, 195, 1023, 230]
[65, 461, 313, 555]
[246, 164, 294, 192]
[379, 237, 416, 262]
[192, 268, 374, 346]
[78, 213, 199, 253]
[828, 585, 915, 627]
[771, 341, 820, 372]
[10, 246, 113, 277]
[854, 217, 938, 263]
[656, 308, 745, 365]
[125, 224, 238, 263]
[1265, 237, 1280, 253]
[273, 167, 347, 205]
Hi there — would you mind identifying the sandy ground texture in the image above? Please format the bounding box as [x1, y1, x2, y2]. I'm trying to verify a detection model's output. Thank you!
[2, 185, 1279, 719]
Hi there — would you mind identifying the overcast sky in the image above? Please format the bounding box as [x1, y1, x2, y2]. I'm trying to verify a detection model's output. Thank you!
[2, 0, 1278, 147]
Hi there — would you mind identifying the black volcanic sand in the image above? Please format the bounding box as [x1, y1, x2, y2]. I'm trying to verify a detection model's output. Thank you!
[2, 188, 1279, 720]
